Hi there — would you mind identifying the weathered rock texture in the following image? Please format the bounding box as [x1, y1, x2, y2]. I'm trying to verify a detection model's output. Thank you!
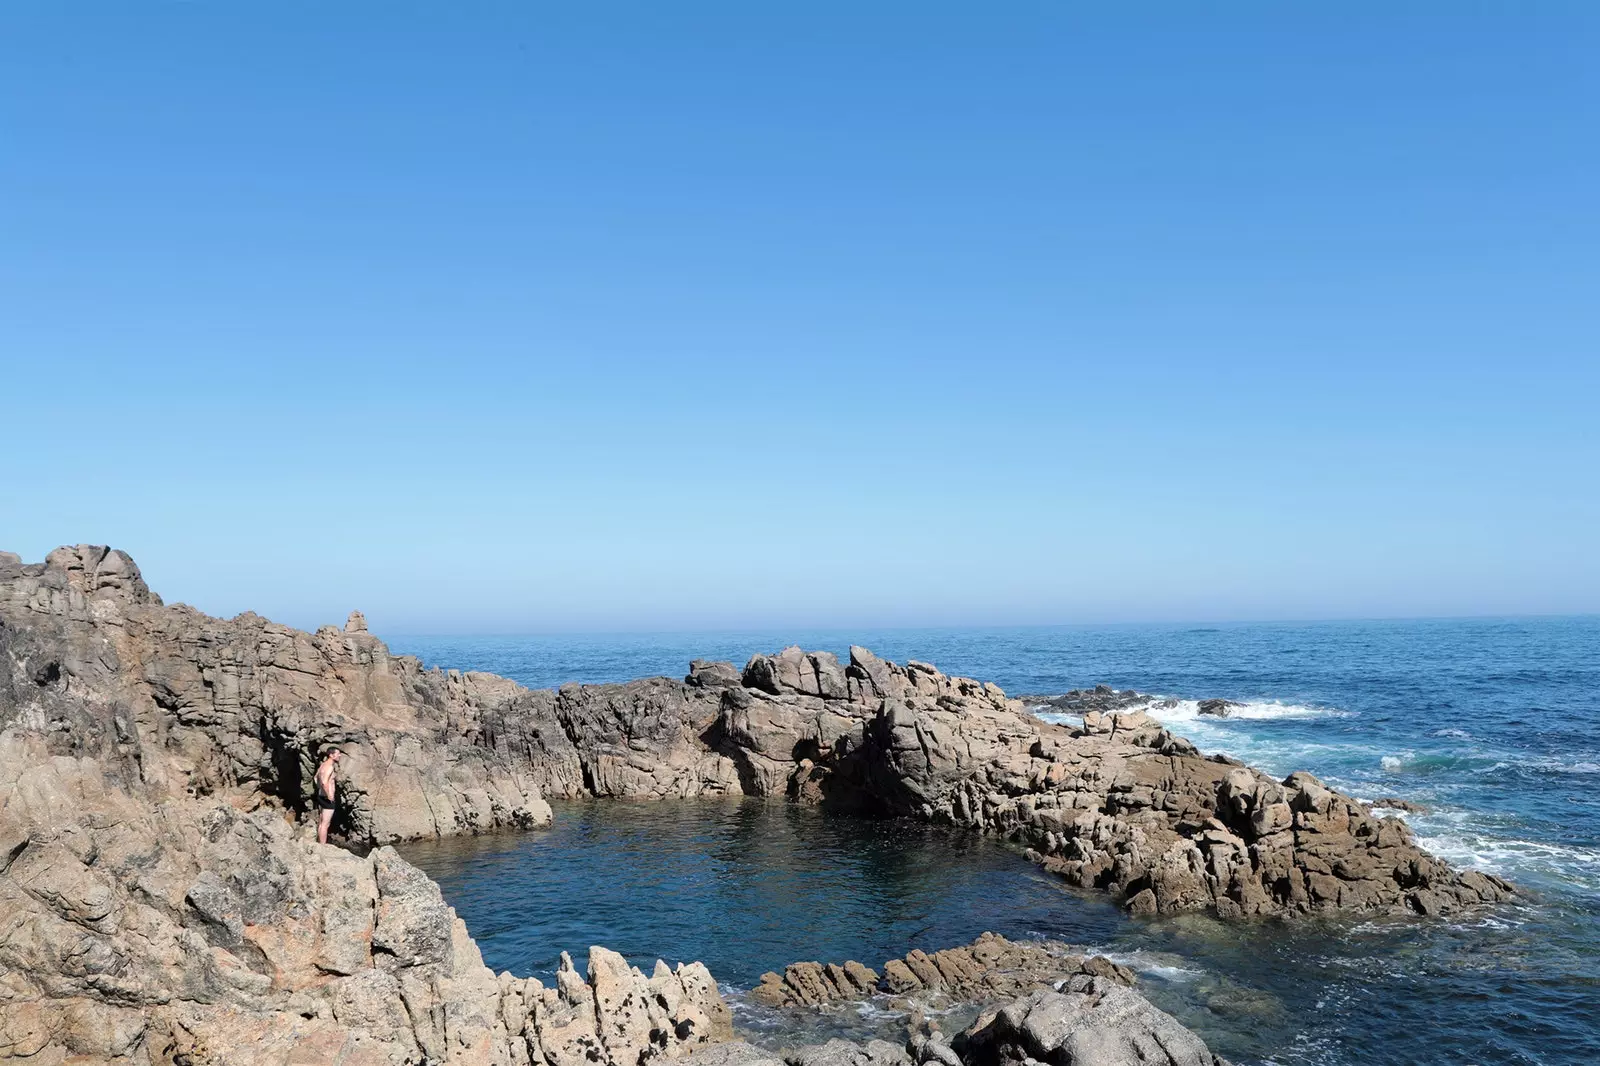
[0, 547, 1514, 921]
[750, 933, 1134, 1010]
[0, 732, 731, 1064]
[0, 545, 553, 846]
[678, 647, 1510, 919]
[728, 932, 1227, 1066]
[0, 547, 1510, 1063]
[956, 980, 1229, 1066]
[0, 548, 735, 1064]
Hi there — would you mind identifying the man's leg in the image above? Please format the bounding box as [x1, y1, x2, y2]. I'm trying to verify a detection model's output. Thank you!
[319, 807, 333, 844]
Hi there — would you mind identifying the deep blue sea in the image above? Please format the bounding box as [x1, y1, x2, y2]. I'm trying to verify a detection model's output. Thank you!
[393, 618, 1600, 1066]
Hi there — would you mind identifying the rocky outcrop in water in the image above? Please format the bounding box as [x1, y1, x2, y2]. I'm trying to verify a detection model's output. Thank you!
[646, 643, 1510, 919]
[749, 934, 1135, 1010]
[0, 546, 1511, 1063]
[1, 546, 1513, 918]
[719, 932, 1228, 1066]
[1019, 687, 1174, 716]
[838, 664, 1511, 917]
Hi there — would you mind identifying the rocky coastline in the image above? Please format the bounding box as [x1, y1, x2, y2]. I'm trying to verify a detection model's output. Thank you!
[0, 546, 1510, 1064]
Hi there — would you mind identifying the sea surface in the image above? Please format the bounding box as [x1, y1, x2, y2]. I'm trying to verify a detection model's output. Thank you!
[394, 617, 1600, 1066]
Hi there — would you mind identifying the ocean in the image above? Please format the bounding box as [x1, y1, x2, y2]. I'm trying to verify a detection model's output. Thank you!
[393, 617, 1600, 1066]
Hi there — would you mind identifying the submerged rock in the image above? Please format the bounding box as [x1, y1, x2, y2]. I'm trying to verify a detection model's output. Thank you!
[1019, 685, 1167, 716]
[1371, 796, 1430, 814]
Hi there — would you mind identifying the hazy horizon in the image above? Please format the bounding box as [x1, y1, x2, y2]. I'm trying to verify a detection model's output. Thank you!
[4, 541, 1596, 637]
[4, 7, 1597, 632]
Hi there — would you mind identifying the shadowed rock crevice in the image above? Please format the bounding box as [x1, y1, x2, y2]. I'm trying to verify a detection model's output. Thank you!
[0, 546, 1507, 1064]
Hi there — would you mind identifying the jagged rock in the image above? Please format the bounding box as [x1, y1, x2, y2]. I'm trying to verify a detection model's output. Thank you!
[748, 933, 1134, 1009]
[0, 545, 1516, 1063]
[0, 546, 1512, 920]
[683, 1039, 910, 1066]
[0, 750, 731, 1064]
[956, 981, 1230, 1066]
[1371, 797, 1429, 813]
[1197, 699, 1242, 718]
[0, 545, 553, 846]
[0, 540, 739, 1065]
[840, 655, 1510, 918]
[1020, 686, 1163, 716]
[687, 660, 743, 689]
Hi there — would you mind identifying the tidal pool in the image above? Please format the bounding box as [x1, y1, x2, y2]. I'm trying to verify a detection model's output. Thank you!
[402, 797, 1598, 1066]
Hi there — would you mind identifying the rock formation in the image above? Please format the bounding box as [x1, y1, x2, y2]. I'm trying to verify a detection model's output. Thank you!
[955, 980, 1228, 1066]
[749, 933, 1135, 1010]
[0, 546, 1511, 1063]
[0, 548, 733, 1064]
[0, 734, 730, 1064]
[0, 545, 553, 846]
[662, 648, 1511, 919]
[725, 933, 1225, 1066]
[1018, 687, 1175, 717]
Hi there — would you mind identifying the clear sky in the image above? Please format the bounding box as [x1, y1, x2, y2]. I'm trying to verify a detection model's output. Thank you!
[2, 5, 1597, 633]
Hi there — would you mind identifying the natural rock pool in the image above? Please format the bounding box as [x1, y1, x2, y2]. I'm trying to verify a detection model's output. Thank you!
[403, 797, 1592, 1066]
[396, 618, 1600, 1066]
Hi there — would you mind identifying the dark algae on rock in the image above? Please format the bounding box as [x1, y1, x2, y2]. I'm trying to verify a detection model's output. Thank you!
[0, 546, 1509, 1064]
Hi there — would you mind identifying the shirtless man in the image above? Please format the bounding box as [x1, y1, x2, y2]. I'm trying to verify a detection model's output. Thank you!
[314, 747, 345, 844]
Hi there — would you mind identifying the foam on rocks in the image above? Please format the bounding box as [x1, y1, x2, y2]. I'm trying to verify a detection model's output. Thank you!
[0, 546, 1510, 1064]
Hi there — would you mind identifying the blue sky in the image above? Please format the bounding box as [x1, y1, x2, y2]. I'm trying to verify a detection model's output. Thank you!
[3, 5, 1596, 632]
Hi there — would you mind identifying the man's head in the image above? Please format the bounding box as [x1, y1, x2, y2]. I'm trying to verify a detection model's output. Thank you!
[322, 747, 345, 765]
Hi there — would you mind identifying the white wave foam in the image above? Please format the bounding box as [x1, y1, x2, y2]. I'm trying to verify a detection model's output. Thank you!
[1141, 698, 1344, 724]
[1029, 697, 1344, 728]
[1092, 950, 1205, 983]
[1380, 754, 1409, 771]
[1432, 728, 1473, 740]
[1413, 830, 1600, 889]
[1518, 754, 1600, 776]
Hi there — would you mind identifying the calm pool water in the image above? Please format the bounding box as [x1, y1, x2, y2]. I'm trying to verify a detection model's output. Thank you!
[397, 619, 1600, 1065]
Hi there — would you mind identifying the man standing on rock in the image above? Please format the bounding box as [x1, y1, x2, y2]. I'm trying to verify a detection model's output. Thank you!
[315, 747, 344, 844]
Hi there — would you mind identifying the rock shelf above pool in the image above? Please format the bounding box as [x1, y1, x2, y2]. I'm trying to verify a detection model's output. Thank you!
[0, 545, 1511, 1064]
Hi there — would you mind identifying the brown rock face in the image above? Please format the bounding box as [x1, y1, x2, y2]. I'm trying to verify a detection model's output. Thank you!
[0, 547, 1510, 1064]
[0, 732, 731, 1064]
[842, 658, 1512, 918]
[955, 979, 1229, 1066]
[0, 545, 553, 847]
[1, 546, 1513, 919]
[749, 933, 1135, 1009]
[0, 547, 736, 1064]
